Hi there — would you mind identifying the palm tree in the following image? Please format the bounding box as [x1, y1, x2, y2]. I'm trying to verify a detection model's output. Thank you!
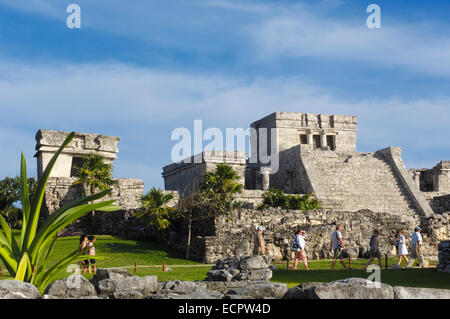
[200, 163, 244, 195]
[134, 187, 175, 231]
[73, 153, 114, 217]
[178, 163, 243, 259]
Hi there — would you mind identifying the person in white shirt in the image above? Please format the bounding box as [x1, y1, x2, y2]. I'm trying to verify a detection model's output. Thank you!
[406, 226, 426, 268]
[330, 225, 349, 270]
[395, 229, 409, 266]
[292, 229, 309, 270]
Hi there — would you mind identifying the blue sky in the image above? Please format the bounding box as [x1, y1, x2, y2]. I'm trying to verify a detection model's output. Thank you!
[0, 0, 449, 190]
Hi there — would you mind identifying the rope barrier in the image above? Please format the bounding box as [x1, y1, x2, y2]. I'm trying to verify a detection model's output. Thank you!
[99, 264, 215, 270]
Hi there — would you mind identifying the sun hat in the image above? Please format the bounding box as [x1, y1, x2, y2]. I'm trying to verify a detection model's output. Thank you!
[257, 226, 265, 231]
[414, 226, 422, 231]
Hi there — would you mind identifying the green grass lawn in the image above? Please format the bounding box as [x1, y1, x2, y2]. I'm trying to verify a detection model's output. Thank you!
[0, 234, 208, 282]
[0, 234, 449, 290]
[272, 259, 450, 289]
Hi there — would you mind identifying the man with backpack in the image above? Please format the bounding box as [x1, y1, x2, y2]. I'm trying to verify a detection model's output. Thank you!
[290, 229, 309, 270]
[330, 225, 349, 270]
[364, 229, 382, 270]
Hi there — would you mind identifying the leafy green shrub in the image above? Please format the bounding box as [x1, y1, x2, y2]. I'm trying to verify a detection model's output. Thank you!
[258, 188, 321, 211]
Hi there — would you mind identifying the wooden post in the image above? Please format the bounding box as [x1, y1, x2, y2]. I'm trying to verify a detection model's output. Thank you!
[163, 261, 166, 272]
[286, 259, 290, 270]
[348, 255, 351, 269]
[385, 254, 388, 270]
[134, 261, 137, 274]
[0, 266, 3, 278]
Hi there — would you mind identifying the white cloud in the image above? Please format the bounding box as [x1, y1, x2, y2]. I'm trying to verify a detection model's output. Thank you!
[0, 59, 449, 187]
[249, 7, 450, 77]
[3, 0, 450, 77]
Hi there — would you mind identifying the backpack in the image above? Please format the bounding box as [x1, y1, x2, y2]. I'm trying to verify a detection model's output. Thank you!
[395, 236, 400, 252]
[290, 239, 300, 252]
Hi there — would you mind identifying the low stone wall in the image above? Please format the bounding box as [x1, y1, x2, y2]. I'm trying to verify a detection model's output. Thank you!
[188, 208, 424, 263]
[423, 192, 450, 214]
[2, 272, 449, 299]
[44, 177, 144, 215]
[89, 207, 450, 264]
[235, 190, 265, 209]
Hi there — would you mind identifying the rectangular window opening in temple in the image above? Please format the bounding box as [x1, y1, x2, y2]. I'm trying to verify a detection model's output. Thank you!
[70, 157, 83, 177]
[327, 135, 335, 150]
[300, 134, 308, 145]
[313, 135, 321, 149]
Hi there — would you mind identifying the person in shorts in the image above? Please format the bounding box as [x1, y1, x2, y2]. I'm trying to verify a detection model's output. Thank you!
[292, 229, 309, 271]
[78, 234, 88, 272]
[82, 235, 97, 274]
[364, 229, 382, 269]
[330, 225, 349, 270]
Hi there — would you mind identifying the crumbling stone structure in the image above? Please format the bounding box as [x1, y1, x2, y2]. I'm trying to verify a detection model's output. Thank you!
[410, 162, 450, 214]
[162, 112, 438, 218]
[35, 129, 120, 179]
[437, 240, 450, 273]
[161, 111, 450, 261]
[35, 130, 144, 217]
[162, 151, 246, 194]
[37, 111, 450, 262]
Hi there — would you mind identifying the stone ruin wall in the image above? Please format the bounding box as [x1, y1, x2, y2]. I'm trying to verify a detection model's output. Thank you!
[44, 177, 145, 216]
[250, 112, 358, 155]
[162, 151, 247, 195]
[86, 204, 449, 264]
[422, 193, 450, 214]
[437, 240, 450, 273]
[271, 144, 434, 218]
[35, 129, 120, 179]
[188, 208, 450, 264]
[410, 161, 450, 214]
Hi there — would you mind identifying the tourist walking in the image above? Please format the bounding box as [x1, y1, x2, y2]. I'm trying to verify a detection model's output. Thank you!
[330, 225, 349, 270]
[291, 229, 309, 270]
[364, 229, 382, 269]
[407, 226, 426, 268]
[253, 226, 267, 255]
[395, 229, 409, 266]
[83, 235, 97, 274]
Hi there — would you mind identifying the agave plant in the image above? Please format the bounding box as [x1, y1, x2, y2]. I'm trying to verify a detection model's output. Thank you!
[0, 132, 121, 292]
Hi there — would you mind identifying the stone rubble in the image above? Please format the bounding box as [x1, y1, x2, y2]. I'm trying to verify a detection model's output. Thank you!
[206, 256, 273, 282]
[283, 277, 450, 299]
[0, 268, 448, 299]
[437, 240, 450, 273]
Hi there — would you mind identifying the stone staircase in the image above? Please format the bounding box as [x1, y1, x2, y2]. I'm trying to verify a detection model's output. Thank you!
[307, 151, 417, 216]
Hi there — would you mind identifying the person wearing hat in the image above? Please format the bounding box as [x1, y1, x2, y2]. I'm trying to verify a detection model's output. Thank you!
[292, 229, 309, 270]
[406, 226, 426, 268]
[253, 226, 266, 255]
